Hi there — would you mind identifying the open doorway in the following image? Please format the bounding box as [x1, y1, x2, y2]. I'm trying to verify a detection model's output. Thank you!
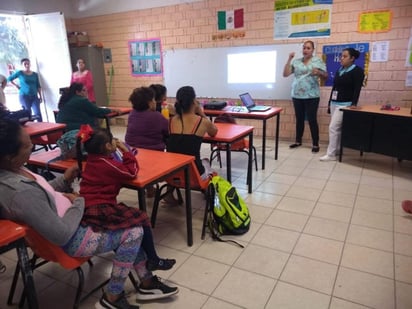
[0, 12, 72, 121]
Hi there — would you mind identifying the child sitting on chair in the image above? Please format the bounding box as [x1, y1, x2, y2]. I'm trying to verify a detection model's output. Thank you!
[76, 124, 175, 271]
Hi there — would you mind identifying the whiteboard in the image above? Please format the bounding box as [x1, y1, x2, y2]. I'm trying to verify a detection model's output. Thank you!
[163, 43, 302, 100]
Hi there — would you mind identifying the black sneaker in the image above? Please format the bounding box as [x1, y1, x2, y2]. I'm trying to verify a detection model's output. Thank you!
[146, 258, 176, 271]
[136, 276, 179, 300]
[95, 291, 139, 309]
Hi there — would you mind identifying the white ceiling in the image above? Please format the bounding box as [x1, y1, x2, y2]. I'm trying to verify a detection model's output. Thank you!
[0, 0, 203, 18]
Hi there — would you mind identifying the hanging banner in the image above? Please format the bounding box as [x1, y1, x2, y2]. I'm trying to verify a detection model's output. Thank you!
[322, 43, 370, 87]
[274, 0, 333, 39]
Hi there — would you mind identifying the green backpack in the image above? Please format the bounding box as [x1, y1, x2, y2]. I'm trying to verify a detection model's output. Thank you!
[209, 176, 251, 246]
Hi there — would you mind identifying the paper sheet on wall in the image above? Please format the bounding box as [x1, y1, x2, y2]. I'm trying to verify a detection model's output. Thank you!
[274, 0, 332, 39]
[406, 37, 412, 67]
[406, 71, 412, 87]
[371, 41, 389, 62]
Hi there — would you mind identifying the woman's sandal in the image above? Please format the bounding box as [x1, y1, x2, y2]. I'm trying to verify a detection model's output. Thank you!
[289, 143, 302, 149]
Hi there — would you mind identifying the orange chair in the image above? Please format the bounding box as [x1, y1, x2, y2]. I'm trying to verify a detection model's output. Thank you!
[8, 225, 138, 309]
[151, 160, 215, 241]
[0, 220, 38, 309]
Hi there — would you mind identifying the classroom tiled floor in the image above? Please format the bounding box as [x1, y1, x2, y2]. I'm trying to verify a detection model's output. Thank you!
[2, 125, 412, 309]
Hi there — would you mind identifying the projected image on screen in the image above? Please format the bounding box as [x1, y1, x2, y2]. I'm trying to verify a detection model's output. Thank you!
[227, 51, 277, 84]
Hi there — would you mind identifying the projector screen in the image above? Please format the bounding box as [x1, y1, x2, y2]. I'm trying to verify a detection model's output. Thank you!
[163, 43, 301, 100]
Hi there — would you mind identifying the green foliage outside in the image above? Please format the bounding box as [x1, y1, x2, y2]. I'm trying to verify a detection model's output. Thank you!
[0, 15, 28, 67]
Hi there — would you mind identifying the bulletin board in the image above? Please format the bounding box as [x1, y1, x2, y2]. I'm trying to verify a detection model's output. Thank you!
[128, 38, 163, 76]
[163, 43, 302, 100]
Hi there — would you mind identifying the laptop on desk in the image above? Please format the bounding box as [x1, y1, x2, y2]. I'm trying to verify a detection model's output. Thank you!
[239, 93, 271, 112]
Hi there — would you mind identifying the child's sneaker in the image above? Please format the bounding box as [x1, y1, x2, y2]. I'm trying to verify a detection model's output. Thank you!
[95, 291, 139, 309]
[146, 258, 176, 271]
[135, 276, 179, 300]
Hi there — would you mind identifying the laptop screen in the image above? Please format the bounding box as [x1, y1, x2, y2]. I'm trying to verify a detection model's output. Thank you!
[239, 93, 255, 108]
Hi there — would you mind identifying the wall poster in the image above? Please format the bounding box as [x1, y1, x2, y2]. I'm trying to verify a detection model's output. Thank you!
[128, 38, 162, 76]
[274, 0, 333, 39]
[322, 42, 370, 87]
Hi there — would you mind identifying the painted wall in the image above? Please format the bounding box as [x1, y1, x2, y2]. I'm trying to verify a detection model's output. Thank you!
[3, 0, 411, 142]
[65, 0, 412, 142]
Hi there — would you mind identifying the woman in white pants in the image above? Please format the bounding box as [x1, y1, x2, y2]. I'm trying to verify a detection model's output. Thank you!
[320, 48, 365, 161]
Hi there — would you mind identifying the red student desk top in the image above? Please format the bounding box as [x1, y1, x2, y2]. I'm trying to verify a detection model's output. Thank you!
[203, 122, 254, 193]
[28, 148, 193, 189]
[204, 106, 282, 119]
[203, 122, 254, 143]
[23, 122, 66, 138]
[104, 106, 132, 118]
[204, 106, 283, 168]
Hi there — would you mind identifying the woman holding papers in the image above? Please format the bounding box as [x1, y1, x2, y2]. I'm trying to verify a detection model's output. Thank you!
[283, 40, 327, 153]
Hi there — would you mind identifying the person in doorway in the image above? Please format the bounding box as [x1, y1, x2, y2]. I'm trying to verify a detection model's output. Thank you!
[0, 118, 178, 309]
[70, 58, 96, 103]
[7, 58, 43, 121]
[320, 47, 364, 161]
[283, 40, 327, 153]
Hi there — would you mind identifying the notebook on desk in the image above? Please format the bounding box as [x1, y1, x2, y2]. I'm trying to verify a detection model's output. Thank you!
[239, 93, 271, 112]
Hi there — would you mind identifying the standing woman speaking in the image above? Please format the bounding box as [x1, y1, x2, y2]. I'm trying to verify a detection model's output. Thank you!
[7, 58, 43, 121]
[283, 40, 327, 153]
[320, 48, 365, 161]
[71, 58, 95, 103]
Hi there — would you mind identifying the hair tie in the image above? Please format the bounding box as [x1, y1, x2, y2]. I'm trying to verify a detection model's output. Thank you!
[77, 124, 94, 143]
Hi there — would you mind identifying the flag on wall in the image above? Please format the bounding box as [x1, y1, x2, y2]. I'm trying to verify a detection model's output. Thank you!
[218, 8, 244, 30]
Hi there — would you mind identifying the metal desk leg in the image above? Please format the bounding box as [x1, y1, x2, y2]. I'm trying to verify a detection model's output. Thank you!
[104, 116, 111, 134]
[183, 166, 193, 246]
[16, 239, 38, 309]
[226, 144, 232, 183]
[262, 119, 266, 170]
[137, 188, 147, 211]
[275, 113, 280, 160]
[247, 132, 253, 193]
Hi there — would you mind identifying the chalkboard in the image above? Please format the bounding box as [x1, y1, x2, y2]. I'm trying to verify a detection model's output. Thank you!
[163, 43, 302, 100]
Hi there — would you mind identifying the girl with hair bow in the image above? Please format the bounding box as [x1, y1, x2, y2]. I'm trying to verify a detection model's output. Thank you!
[75, 125, 176, 272]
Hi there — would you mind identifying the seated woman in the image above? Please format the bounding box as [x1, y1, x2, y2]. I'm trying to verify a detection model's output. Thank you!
[167, 86, 218, 180]
[125, 87, 169, 151]
[0, 118, 178, 309]
[149, 84, 167, 113]
[56, 82, 112, 131]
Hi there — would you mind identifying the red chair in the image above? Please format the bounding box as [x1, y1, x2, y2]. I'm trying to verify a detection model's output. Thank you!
[0, 220, 38, 309]
[151, 160, 215, 241]
[8, 225, 138, 309]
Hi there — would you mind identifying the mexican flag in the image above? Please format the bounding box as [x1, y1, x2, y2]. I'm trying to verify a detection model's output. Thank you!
[217, 8, 244, 30]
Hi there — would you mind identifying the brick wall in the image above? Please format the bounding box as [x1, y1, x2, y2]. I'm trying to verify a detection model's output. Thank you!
[66, 0, 412, 143]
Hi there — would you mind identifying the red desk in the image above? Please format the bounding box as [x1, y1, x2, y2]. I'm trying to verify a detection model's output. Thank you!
[23, 122, 66, 139]
[28, 148, 196, 246]
[204, 106, 282, 169]
[104, 106, 132, 132]
[203, 123, 254, 193]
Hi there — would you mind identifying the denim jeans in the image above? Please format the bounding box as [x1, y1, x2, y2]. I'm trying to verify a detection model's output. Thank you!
[19, 94, 42, 122]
